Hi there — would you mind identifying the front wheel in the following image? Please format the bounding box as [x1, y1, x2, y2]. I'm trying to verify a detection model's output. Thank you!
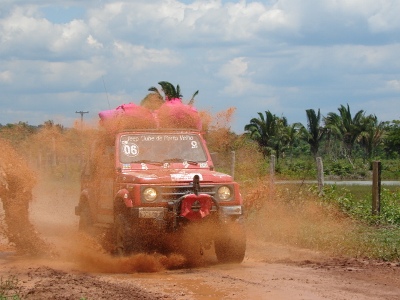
[214, 221, 246, 264]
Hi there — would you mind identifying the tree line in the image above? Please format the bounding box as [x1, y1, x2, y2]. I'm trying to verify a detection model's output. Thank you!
[1, 103, 399, 180]
[0, 120, 86, 178]
[244, 104, 400, 164]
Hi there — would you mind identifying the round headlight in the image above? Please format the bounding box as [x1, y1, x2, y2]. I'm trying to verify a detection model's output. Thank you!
[217, 186, 231, 201]
[143, 188, 157, 202]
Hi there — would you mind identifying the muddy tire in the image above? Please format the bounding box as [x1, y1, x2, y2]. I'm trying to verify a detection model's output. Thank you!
[214, 222, 246, 264]
[114, 213, 135, 256]
[179, 226, 204, 267]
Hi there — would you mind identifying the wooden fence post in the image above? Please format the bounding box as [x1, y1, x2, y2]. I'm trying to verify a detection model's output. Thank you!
[268, 154, 276, 201]
[372, 161, 381, 215]
[270, 155, 276, 183]
[316, 157, 324, 196]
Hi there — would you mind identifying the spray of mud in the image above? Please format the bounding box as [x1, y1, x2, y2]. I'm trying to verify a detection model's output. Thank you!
[61, 233, 187, 273]
[19, 167, 189, 273]
[62, 220, 221, 273]
[28, 174, 218, 273]
[0, 138, 49, 256]
[243, 177, 355, 261]
[0, 94, 231, 273]
[68, 96, 235, 272]
[0, 91, 323, 273]
[1, 92, 354, 272]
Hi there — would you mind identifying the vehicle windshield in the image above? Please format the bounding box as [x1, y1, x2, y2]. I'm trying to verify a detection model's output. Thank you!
[119, 133, 208, 164]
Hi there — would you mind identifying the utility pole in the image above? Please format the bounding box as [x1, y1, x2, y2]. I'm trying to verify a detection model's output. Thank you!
[75, 111, 89, 130]
[75, 111, 89, 167]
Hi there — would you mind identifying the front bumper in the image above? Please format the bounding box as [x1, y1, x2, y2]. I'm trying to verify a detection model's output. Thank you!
[127, 204, 244, 232]
[130, 205, 243, 218]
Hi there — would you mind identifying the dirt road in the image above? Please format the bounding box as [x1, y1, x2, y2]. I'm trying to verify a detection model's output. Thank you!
[1, 179, 400, 299]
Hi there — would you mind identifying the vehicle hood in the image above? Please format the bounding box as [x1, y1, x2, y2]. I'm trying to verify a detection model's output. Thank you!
[120, 168, 233, 184]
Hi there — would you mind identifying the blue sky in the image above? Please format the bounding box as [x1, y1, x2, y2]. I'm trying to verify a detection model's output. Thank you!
[1, 0, 399, 133]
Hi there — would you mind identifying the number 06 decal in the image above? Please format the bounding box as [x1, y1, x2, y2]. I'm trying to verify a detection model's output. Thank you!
[123, 143, 139, 157]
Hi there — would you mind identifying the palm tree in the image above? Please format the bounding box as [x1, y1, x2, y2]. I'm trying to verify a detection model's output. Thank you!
[150, 81, 180, 100]
[146, 81, 199, 105]
[299, 109, 326, 158]
[244, 111, 279, 158]
[282, 122, 300, 162]
[188, 90, 199, 106]
[324, 104, 365, 161]
[358, 114, 386, 160]
[269, 116, 290, 162]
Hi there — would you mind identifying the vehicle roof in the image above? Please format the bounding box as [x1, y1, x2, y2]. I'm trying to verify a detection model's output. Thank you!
[117, 128, 204, 134]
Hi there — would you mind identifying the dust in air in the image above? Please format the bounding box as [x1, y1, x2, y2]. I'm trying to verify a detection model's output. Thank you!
[0, 132, 195, 273]
[0, 98, 352, 273]
[0, 101, 238, 272]
[0, 138, 49, 256]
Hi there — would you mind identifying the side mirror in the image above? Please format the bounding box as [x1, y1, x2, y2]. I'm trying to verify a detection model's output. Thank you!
[210, 152, 218, 164]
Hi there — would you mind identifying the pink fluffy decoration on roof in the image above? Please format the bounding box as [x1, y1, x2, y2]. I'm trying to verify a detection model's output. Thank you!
[99, 99, 202, 131]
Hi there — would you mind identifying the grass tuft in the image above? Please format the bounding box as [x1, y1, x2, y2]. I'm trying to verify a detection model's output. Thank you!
[0, 275, 22, 300]
[245, 181, 400, 261]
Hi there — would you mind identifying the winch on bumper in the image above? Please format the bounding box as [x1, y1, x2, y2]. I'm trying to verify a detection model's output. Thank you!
[121, 174, 244, 232]
[126, 194, 244, 232]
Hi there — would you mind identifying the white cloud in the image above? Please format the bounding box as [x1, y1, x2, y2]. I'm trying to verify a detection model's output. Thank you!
[1, 0, 400, 131]
[112, 41, 180, 70]
[86, 34, 103, 49]
[0, 70, 13, 83]
[0, 7, 53, 53]
[49, 19, 89, 53]
[84, 0, 295, 46]
[333, 44, 400, 70]
[387, 80, 400, 91]
[0, 6, 91, 60]
[1, 59, 104, 92]
[368, 2, 400, 33]
[42, 61, 103, 87]
[218, 57, 263, 95]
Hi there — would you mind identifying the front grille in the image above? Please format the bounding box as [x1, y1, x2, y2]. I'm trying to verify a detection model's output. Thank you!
[159, 184, 216, 202]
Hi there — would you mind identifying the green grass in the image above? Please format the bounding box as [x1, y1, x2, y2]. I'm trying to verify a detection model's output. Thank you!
[0, 276, 22, 300]
[309, 184, 400, 261]
[246, 180, 400, 262]
[319, 184, 400, 225]
[345, 185, 400, 201]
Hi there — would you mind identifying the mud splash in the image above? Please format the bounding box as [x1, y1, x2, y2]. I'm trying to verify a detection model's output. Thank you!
[66, 233, 187, 273]
[0, 104, 238, 272]
[0, 138, 49, 256]
[23, 228, 217, 275]
[243, 178, 352, 258]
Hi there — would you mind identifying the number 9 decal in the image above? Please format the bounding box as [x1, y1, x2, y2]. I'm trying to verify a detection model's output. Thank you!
[191, 141, 198, 149]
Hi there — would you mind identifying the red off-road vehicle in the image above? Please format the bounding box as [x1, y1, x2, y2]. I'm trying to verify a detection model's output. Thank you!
[75, 128, 246, 263]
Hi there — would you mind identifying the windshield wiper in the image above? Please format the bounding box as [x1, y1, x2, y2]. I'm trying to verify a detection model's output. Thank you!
[163, 158, 198, 165]
[129, 160, 163, 166]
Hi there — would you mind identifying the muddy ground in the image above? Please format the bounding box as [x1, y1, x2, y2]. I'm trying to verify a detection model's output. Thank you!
[1, 179, 400, 300]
